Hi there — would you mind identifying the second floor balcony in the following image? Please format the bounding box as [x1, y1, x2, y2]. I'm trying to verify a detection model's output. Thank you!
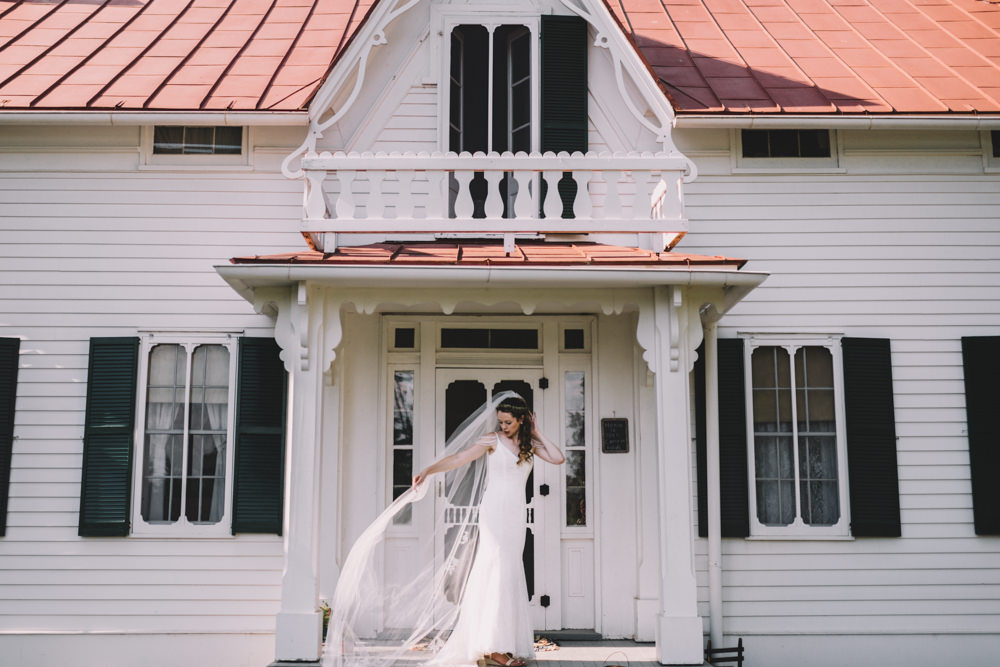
[300, 151, 691, 252]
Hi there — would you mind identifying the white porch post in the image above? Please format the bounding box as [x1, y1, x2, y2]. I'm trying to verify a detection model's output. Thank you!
[272, 283, 325, 662]
[649, 286, 703, 664]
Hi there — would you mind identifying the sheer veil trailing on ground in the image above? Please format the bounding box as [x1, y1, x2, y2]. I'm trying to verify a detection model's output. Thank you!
[323, 391, 523, 667]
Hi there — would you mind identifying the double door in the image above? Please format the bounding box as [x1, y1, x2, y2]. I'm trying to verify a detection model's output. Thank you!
[435, 368, 561, 631]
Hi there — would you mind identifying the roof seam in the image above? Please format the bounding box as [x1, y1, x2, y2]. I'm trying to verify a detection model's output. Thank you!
[84, 0, 199, 109]
[727, 0, 837, 113]
[142, 0, 240, 110]
[888, 0, 1000, 109]
[657, 0, 722, 110]
[29, 0, 153, 109]
[256, 0, 322, 110]
[197, 0, 280, 110]
[0, 0, 107, 91]
[0, 0, 65, 54]
[826, 0, 965, 111]
[777, 0, 899, 112]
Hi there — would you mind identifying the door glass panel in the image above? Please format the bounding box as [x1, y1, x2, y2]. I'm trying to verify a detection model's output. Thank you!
[564, 371, 586, 526]
[392, 370, 416, 524]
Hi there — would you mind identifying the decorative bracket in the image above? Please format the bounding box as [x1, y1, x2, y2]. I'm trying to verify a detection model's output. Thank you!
[281, 0, 424, 180]
[635, 286, 685, 377]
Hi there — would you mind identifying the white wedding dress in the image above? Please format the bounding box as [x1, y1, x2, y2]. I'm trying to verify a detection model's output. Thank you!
[434, 433, 536, 666]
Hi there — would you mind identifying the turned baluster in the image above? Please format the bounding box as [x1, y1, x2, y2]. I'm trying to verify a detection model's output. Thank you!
[602, 170, 621, 219]
[542, 170, 564, 219]
[572, 171, 593, 219]
[395, 171, 415, 219]
[305, 170, 326, 220]
[453, 171, 475, 218]
[335, 170, 356, 219]
[367, 170, 386, 220]
[512, 170, 535, 219]
[483, 171, 504, 219]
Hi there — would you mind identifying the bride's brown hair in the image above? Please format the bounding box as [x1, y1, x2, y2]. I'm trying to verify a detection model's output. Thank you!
[498, 396, 533, 465]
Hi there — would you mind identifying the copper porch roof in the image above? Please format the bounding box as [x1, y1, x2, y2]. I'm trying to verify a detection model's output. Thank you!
[0, 0, 997, 113]
[230, 241, 748, 268]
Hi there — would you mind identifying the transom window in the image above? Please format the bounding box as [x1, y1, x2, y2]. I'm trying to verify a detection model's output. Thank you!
[744, 335, 850, 536]
[133, 336, 237, 536]
[153, 126, 243, 155]
[741, 129, 831, 158]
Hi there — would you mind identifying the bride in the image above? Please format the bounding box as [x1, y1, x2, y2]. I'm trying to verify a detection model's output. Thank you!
[323, 392, 564, 667]
[413, 395, 565, 667]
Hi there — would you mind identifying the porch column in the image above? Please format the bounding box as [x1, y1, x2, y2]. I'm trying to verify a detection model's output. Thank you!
[272, 284, 325, 662]
[649, 286, 703, 664]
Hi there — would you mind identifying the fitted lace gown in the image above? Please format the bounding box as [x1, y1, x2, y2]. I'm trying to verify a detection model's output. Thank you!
[434, 434, 535, 665]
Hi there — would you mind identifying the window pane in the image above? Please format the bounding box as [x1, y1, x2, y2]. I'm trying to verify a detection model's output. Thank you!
[794, 346, 839, 525]
[214, 127, 242, 154]
[564, 371, 586, 526]
[798, 129, 831, 157]
[143, 345, 186, 524]
[182, 126, 215, 154]
[741, 130, 769, 158]
[393, 371, 414, 445]
[566, 451, 586, 526]
[769, 130, 799, 157]
[392, 371, 415, 524]
[152, 126, 184, 154]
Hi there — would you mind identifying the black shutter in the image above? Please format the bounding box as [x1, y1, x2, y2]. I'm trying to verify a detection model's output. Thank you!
[541, 14, 588, 218]
[79, 337, 139, 537]
[961, 337, 1000, 535]
[695, 338, 750, 538]
[842, 337, 901, 537]
[232, 338, 287, 535]
[0, 338, 20, 536]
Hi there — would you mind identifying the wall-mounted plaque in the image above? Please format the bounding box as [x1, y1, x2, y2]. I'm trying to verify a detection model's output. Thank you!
[601, 418, 629, 453]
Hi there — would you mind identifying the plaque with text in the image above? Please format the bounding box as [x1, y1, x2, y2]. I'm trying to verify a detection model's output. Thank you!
[601, 418, 629, 453]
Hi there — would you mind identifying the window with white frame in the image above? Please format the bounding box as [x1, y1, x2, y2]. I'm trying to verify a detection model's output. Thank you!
[144, 126, 249, 166]
[745, 335, 850, 536]
[134, 336, 237, 535]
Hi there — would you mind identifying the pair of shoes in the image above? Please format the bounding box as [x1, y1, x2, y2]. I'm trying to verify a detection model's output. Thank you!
[481, 652, 527, 667]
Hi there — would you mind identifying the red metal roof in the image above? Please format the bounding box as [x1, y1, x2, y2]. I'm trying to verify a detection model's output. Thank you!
[0, 0, 997, 113]
[230, 240, 748, 268]
[0, 0, 372, 111]
[614, 0, 1000, 113]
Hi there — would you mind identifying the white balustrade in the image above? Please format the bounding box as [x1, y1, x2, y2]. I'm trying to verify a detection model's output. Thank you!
[299, 151, 689, 236]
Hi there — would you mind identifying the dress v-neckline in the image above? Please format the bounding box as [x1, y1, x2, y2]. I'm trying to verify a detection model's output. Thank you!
[494, 432, 520, 459]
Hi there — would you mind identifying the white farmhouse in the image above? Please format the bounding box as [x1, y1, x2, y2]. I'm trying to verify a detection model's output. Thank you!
[0, 0, 998, 666]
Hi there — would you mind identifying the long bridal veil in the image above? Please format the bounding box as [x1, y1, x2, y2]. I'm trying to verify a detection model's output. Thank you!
[323, 390, 522, 667]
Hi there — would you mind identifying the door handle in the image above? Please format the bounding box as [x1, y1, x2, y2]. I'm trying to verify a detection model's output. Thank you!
[539, 483, 550, 496]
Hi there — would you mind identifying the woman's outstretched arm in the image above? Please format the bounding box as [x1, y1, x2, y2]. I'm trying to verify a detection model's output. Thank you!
[531, 421, 565, 465]
[412, 435, 493, 486]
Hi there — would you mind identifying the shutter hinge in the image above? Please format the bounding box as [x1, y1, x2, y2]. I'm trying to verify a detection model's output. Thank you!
[539, 377, 549, 389]
[540, 595, 551, 608]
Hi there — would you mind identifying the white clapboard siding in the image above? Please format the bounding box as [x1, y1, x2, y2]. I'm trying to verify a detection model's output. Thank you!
[680, 128, 1000, 641]
[0, 129, 304, 636]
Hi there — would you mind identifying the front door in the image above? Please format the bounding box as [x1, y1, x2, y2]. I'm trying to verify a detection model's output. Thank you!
[435, 368, 561, 631]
